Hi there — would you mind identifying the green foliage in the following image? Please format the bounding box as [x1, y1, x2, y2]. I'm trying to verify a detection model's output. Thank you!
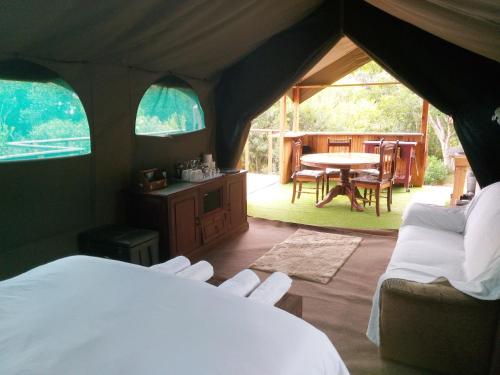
[245, 132, 280, 174]
[0, 123, 12, 145]
[424, 156, 449, 185]
[298, 67, 422, 133]
[247, 61, 459, 175]
[136, 113, 188, 135]
[0, 78, 90, 160]
[0, 123, 14, 155]
[29, 119, 89, 139]
[136, 85, 204, 134]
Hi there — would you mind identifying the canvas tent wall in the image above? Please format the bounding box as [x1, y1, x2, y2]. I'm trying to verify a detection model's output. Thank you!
[0, 0, 499, 278]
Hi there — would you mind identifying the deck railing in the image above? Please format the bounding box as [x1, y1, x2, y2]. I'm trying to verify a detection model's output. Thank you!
[241, 128, 281, 174]
[0, 137, 90, 161]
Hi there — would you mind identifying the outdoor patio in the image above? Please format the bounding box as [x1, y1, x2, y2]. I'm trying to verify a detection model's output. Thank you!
[247, 173, 451, 230]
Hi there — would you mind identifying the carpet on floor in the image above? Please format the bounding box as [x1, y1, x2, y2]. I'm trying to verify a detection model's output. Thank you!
[203, 218, 436, 375]
[250, 228, 362, 284]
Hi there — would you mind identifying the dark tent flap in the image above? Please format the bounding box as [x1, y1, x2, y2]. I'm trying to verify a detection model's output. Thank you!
[214, 0, 499, 187]
[215, 0, 342, 168]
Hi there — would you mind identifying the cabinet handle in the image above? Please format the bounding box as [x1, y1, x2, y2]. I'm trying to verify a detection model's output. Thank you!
[195, 217, 200, 226]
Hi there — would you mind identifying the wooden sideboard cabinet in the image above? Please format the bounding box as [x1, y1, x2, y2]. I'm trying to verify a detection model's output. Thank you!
[128, 171, 248, 262]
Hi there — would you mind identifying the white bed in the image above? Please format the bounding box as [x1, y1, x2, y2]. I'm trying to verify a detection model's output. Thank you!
[0, 256, 349, 375]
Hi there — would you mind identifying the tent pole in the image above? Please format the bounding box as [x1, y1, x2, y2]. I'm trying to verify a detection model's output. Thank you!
[244, 141, 250, 170]
[278, 96, 287, 181]
[292, 88, 300, 131]
[416, 99, 430, 186]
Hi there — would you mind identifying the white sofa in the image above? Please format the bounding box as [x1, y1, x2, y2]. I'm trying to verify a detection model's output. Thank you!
[367, 181, 500, 375]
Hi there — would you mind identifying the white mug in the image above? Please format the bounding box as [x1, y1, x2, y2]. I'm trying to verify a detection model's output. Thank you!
[182, 169, 192, 181]
[191, 169, 203, 181]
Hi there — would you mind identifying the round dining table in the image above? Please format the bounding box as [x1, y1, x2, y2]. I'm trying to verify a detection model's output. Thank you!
[300, 152, 380, 210]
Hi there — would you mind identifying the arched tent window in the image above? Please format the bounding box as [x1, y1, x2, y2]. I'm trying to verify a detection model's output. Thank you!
[135, 76, 205, 136]
[0, 60, 90, 162]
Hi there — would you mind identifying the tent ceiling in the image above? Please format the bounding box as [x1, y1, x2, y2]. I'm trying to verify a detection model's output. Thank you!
[289, 37, 372, 103]
[0, 0, 322, 79]
[366, 0, 500, 63]
[0, 0, 498, 81]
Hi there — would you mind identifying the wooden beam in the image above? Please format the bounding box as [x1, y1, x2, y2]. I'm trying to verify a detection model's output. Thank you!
[294, 81, 401, 89]
[292, 87, 300, 131]
[244, 141, 250, 170]
[421, 99, 429, 135]
[414, 99, 430, 187]
[278, 96, 286, 180]
[268, 132, 273, 174]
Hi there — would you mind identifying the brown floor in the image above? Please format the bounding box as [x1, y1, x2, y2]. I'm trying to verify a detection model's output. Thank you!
[204, 217, 434, 375]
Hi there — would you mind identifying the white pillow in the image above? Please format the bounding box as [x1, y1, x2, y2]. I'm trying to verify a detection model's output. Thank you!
[464, 181, 500, 280]
[402, 202, 466, 233]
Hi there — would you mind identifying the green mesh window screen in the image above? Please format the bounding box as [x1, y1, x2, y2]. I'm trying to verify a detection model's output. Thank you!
[0, 60, 90, 162]
[136, 76, 205, 136]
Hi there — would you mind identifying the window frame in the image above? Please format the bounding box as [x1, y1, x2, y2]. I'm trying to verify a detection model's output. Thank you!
[0, 60, 91, 163]
[134, 76, 206, 138]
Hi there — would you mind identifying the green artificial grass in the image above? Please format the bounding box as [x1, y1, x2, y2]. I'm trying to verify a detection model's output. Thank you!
[248, 182, 422, 230]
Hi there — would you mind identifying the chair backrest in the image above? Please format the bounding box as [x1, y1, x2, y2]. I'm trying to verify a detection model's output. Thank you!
[364, 138, 384, 153]
[328, 138, 352, 153]
[377, 141, 398, 182]
[291, 138, 303, 173]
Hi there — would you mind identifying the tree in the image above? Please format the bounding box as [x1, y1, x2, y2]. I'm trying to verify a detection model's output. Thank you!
[428, 107, 458, 169]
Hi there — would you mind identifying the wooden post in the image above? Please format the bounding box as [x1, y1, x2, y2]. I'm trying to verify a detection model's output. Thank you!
[414, 99, 429, 186]
[268, 131, 273, 174]
[244, 140, 250, 170]
[292, 87, 300, 132]
[278, 96, 287, 181]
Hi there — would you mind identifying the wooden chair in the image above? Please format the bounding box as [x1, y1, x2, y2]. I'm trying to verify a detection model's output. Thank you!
[359, 138, 385, 177]
[291, 139, 325, 204]
[350, 141, 398, 216]
[325, 138, 352, 192]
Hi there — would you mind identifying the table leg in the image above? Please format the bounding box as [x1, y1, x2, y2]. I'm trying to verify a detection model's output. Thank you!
[316, 184, 344, 208]
[316, 168, 364, 211]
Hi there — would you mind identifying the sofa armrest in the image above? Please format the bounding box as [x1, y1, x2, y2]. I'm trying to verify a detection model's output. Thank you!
[401, 202, 466, 233]
[379, 278, 500, 375]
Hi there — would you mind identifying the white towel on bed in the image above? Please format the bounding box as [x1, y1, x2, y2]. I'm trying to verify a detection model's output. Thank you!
[176, 260, 214, 282]
[219, 269, 260, 297]
[248, 272, 292, 305]
[150, 256, 190, 274]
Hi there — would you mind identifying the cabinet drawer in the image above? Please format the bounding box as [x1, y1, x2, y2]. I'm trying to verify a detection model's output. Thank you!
[201, 211, 226, 244]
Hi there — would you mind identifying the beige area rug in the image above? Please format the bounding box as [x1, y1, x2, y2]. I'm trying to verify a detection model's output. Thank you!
[250, 229, 363, 284]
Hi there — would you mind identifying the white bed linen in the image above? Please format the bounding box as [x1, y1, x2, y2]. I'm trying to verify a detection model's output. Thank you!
[0, 256, 349, 375]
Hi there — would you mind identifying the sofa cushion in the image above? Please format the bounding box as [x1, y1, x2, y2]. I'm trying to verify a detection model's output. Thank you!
[402, 202, 466, 233]
[464, 182, 500, 280]
[389, 225, 466, 281]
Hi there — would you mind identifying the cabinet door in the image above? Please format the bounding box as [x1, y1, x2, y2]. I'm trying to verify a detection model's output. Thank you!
[168, 191, 200, 256]
[227, 174, 247, 229]
[200, 209, 226, 244]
